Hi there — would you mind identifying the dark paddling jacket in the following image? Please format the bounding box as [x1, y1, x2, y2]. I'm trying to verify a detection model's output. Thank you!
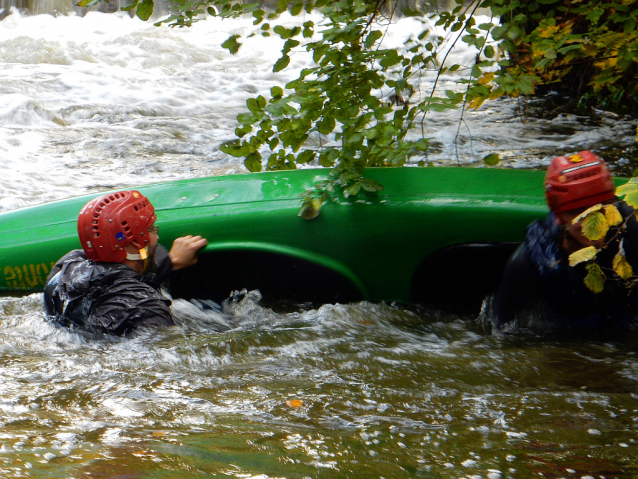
[44, 246, 175, 335]
[489, 202, 638, 332]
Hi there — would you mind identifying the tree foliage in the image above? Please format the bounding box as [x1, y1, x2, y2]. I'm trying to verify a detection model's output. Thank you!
[81, 0, 638, 213]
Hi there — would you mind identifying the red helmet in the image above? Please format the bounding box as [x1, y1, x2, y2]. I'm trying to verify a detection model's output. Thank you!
[77, 190, 156, 263]
[545, 150, 615, 213]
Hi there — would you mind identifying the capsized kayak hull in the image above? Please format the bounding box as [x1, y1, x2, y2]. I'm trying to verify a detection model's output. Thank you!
[0, 167, 556, 310]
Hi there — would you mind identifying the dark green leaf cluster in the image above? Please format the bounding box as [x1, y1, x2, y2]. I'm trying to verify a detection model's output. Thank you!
[485, 0, 638, 112]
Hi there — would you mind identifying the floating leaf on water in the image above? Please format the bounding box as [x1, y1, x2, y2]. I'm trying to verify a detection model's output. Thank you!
[569, 246, 598, 267]
[286, 399, 303, 408]
[581, 211, 608, 241]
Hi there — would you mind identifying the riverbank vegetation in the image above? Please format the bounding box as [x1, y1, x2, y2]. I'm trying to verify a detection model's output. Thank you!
[80, 0, 638, 214]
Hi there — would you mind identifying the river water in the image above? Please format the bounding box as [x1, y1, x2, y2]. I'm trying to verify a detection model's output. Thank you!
[1, 8, 638, 479]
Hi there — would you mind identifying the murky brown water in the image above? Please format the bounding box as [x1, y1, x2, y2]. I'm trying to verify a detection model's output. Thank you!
[0, 294, 636, 478]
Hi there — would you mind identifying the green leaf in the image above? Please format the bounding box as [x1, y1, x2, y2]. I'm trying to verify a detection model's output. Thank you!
[135, 0, 154, 21]
[244, 153, 263, 172]
[290, 1, 303, 16]
[221, 35, 241, 54]
[616, 179, 638, 198]
[246, 97, 263, 114]
[580, 211, 609, 241]
[297, 150, 315, 164]
[343, 183, 361, 198]
[273, 55, 290, 72]
[364, 30, 383, 48]
[77, 0, 103, 6]
[482, 153, 500, 166]
[624, 191, 638, 210]
[584, 263, 605, 294]
[380, 51, 402, 68]
[360, 178, 383, 192]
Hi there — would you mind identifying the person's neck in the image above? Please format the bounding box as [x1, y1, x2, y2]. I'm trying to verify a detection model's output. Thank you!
[122, 258, 144, 274]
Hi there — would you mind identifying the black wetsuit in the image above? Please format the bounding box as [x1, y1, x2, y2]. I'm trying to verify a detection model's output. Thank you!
[489, 203, 638, 333]
[44, 246, 175, 335]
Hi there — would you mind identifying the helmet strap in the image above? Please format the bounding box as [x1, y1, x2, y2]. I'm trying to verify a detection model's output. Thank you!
[126, 246, 149, 261]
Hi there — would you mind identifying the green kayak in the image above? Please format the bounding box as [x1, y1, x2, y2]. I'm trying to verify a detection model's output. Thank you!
[0, 167, 552, 311]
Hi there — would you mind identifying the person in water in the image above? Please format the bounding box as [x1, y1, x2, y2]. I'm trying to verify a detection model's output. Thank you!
[487, 150, 638, 332]
[44, 190, 208, 335]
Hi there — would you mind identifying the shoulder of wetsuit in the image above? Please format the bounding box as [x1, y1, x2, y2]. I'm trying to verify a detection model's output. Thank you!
[87, 277, 174, 335]
[46, 249, 88, 284]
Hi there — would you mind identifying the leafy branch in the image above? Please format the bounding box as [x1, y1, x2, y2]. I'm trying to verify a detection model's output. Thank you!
[77, 0, 638, 217]
[568, 181, 638, 293]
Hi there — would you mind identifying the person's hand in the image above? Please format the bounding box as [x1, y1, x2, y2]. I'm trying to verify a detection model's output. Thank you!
[168, 235, 208, 271]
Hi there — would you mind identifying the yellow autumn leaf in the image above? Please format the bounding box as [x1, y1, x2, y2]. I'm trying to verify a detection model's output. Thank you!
[584, 263, 605, 294]
[477, 72, 495, 85]
[468, 97, 487, 110]
[286, 399, 303, 408]
[538, 23, 561, 38]
[613, 252, 633, 280]
[298, 198, 323, 220]
[569, 245, 598, 266]
[603, 204, 623, 227]
[595, 57, 618, 69]
[581, 211, 609, 241]
[573, 204, 603, 224]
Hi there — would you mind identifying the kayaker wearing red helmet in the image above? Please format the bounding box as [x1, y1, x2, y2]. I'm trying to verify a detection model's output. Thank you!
[44, 191, 207, 335]
[487, 151, 638, 332]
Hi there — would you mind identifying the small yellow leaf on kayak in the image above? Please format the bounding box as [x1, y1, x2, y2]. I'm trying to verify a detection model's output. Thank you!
[286, 399, 303, 408]
[581, 211, 608, 241]
[569, 246, 598, 267]
[298, 198, 323, 220]
[584, 263, 605, 294]
[603, 204, 623, 227]
[613, 252, 634, 280]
